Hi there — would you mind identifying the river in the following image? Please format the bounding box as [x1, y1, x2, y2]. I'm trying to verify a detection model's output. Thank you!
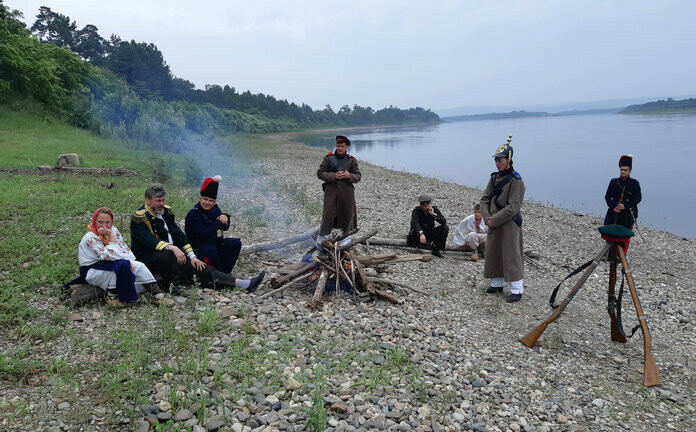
[296, 113, 696, 239]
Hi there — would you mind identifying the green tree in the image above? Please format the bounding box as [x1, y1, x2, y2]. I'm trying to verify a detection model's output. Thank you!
[30, 6, 76, 48]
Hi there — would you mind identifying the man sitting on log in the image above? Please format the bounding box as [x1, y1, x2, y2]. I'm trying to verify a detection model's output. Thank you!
[185, 176, 264, 292]
[406, 195, 448, 258]
[130, 183, 260, 293]
[453, 203, 488, 261]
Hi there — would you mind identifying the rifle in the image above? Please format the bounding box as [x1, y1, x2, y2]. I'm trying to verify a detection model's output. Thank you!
[612, 185, 626, 225]
[617, 247, 660, 386]
[607, 247, 628, 343]
[520, 243, 612, 347]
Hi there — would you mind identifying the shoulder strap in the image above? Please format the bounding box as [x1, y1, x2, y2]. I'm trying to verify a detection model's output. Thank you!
[327, 154, 349, 172]
[549, 259, 594, 308]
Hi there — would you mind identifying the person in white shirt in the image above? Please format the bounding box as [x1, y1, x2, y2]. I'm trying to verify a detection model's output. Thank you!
[71, 207, 168, 306]
[453, 203, 488, 260]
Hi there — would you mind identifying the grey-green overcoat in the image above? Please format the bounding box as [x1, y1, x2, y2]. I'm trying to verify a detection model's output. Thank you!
[480, 171, 525, 281]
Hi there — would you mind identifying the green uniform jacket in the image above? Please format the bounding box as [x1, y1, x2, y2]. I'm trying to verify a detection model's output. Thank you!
[130, 204, 193, 262]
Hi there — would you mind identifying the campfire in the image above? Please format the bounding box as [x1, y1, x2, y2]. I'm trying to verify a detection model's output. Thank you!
[255, 228, 431, 308]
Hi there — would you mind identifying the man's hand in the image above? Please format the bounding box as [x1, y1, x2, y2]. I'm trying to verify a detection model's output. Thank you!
[191, 257, 206, 271]
[419, 234, 426, 244]
[613, 203, 625, 213]
[217, 214, 229, 225]
[169, 245, 186, 265]
[336, 170, 349, 180]
[486, 220, 496, 229]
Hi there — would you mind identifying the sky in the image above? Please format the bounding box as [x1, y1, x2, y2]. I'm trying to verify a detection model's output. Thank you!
[8, 0, 696, 113]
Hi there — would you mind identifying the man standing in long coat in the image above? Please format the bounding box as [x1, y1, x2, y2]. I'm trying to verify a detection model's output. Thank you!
[317, 135, 361, 246]
[480, 139, 526, 303]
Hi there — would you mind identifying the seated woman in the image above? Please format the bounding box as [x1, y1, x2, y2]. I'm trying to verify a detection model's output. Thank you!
[66, 207, 167, 306]
[185, 176, 264, 292]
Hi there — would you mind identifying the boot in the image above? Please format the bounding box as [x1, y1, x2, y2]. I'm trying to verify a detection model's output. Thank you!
[246, 270, 266, 293]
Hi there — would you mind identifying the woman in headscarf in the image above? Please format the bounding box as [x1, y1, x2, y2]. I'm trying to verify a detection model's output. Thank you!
[68, 207, 166, 306]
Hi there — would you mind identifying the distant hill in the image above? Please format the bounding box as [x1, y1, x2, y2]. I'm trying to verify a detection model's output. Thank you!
[442, 108, 619, 123]
[620, 98, 696, 114]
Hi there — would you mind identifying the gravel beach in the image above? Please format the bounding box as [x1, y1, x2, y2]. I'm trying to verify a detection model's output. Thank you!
[3, 133, 694, 432]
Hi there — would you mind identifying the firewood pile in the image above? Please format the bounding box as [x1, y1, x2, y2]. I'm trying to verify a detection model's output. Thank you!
[256, 228, 431, 308]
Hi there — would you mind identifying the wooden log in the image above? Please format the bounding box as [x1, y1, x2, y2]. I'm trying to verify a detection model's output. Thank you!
[254, 272, 314, 302]
[358, 254, 432, 266]
[361, 237, 468, 253]
[368, 277, 429, 295]
[309, 270, 328, 310]
[63, 283, 103, 304]
[338, 229, 378, 251]
[241, 226, 319, 255]
[344, 251, 374, 294]
[270, 262, 316, 288]
[373, 288, 403, 304]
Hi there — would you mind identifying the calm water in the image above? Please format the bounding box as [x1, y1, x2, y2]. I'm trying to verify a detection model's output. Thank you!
[297, 113, 696, 239]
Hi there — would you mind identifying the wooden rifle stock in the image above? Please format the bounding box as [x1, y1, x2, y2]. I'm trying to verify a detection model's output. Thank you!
[520, 312, 559, 347]
[520, 243, 612, 348]
[607, 245, 628, 343]
[617, 248, 661, 386]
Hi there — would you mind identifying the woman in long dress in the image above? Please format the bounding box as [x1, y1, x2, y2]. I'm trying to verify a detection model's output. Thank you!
[74, 207, 163, 305]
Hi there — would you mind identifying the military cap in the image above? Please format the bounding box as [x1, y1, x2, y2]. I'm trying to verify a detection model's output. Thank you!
[418, 194, 432, 204]
[336, 135, 351, 146]
[618, 154, 633, 168]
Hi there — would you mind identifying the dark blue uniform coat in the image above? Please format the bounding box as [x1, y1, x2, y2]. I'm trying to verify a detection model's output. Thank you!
[185, 203, 241, 273]
[604, 177, 641, 227]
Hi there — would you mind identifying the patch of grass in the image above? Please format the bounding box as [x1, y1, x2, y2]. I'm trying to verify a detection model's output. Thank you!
[242, 205, 268, 227]
[0, 352, 46, 384]
[305, 366, 329, 432]
[194, 308, 221, 336]
[16, 322, 65, 342]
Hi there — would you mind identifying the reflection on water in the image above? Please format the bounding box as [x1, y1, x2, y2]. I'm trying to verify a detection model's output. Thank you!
[296, 113, 696, 239]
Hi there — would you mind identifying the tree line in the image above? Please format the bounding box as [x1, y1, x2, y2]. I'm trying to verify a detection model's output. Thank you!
[0, 1, 439, 152]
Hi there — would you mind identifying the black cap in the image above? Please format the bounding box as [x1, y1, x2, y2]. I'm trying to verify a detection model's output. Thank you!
[336, 135, 351, 146]
[618, 154, 633, 168]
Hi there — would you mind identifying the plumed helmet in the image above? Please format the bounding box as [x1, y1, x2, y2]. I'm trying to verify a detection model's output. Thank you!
[200, 175, 222, 199]
[492, 135, 514, 162]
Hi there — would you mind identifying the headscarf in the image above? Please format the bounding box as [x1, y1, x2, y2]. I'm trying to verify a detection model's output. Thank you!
[88, 207, 114, 245]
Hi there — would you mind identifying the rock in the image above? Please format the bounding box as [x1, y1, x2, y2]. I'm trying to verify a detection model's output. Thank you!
[158, 400, 172, 412]
[57, 402, 71, 410]
[57, 153, 80, 167]
[591, 398, 605, 409]
[206, 419, 225, 431]
[174, 409, 193, 421]
[284, 378, 302, 390]
[330, 403, 348, 413]
[134, 420, 150, 432]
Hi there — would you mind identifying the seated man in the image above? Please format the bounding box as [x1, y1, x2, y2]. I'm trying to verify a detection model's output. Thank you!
[453, 203, 488, 260]
[130, 183, 263, 293]
[185, 176, 264, 291]
[406, 194, 448, 258]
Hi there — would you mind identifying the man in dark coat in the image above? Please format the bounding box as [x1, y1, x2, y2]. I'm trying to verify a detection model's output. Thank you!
[131, 184, 258, 293]
[406, 195, 448, 257]
[317, 135, 361, 246]
[185, 177, 264, 292]
[480, 138, 525, 303]
[604, 154, 641, 252]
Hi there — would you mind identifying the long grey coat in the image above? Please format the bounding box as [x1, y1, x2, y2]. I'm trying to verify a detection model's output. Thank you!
[317, 153, 361, 236]
[480, 171, 525, 282]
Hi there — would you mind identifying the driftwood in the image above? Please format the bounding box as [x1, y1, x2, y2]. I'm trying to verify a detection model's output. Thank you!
[270, 262, 316, 288]
[373, 288, 403, 304]
[363, 237, 467, 252]
[338, 229, 378, 251]
[309, 270, 328, 310]
[241, 226, 319, 255]
[357, 253, 432, 266]
[255, 272, 314, 302]
[368, 277, 429, 295]
[344, 251, 375, 294]
[36, 165, 138, 176]
[62, 283, 103, 304]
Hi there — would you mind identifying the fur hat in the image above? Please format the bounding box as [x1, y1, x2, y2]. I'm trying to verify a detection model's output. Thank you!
[200, 175, 222, 199]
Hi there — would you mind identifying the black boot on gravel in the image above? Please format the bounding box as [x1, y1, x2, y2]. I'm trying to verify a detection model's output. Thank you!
[247, 270, 266, 293]
[506, 293, 522, 303]
[486, 286, 503, 294]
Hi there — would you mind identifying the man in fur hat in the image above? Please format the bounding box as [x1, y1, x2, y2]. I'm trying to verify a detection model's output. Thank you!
[604, 155, 641, 252]
[185, 176, 265, 292]
[317, 135, 361, 247]
[480, 139, 525, 303]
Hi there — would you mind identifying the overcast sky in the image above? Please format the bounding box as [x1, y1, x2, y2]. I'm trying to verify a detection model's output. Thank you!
[8, 0, 696, 112]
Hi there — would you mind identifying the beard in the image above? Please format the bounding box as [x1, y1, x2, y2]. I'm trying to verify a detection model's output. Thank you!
[154, 207, 165, 216]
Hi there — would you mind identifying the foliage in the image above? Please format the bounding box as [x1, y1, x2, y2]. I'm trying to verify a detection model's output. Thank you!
[620, 97, 696, 114]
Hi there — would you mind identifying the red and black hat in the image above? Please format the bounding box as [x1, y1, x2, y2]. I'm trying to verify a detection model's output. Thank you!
[336, 135, 351, 146]
[200, 175, 222, 199]
[618, 154, 633, 169]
